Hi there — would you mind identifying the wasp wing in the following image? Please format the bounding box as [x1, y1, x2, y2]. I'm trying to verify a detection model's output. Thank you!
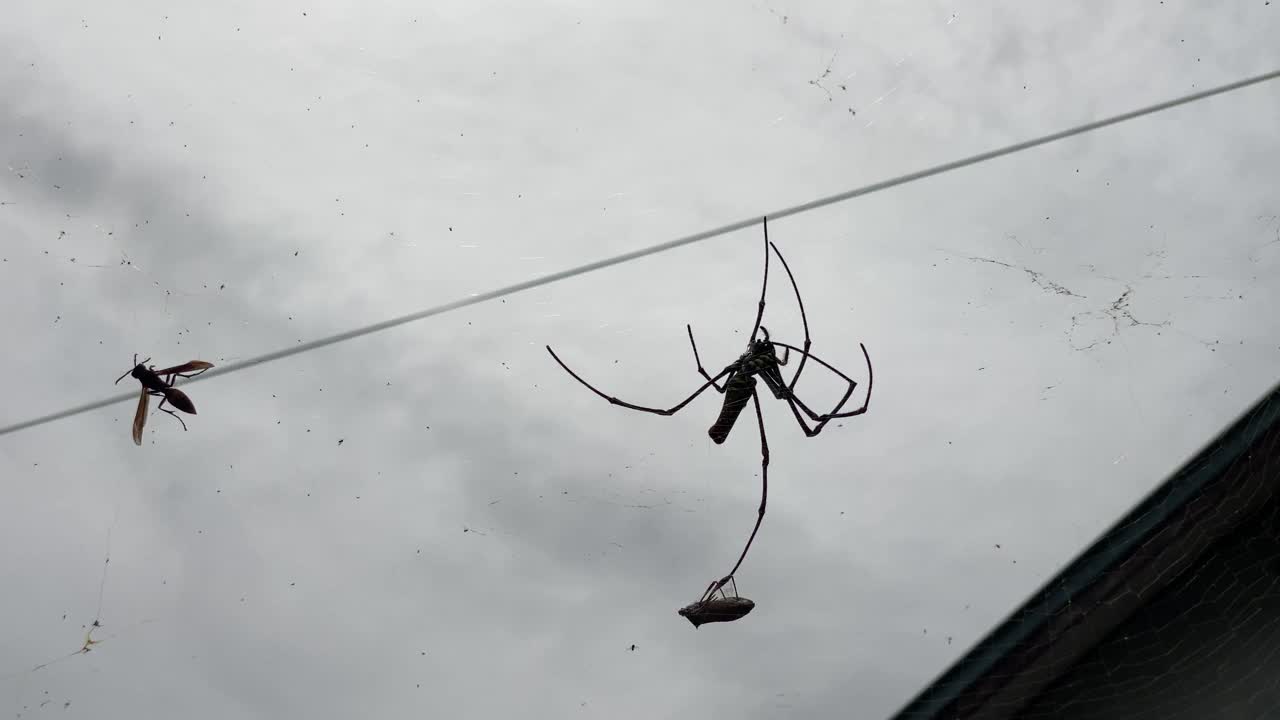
[132, 389, 150, 446]
[152, 360, 214, 377]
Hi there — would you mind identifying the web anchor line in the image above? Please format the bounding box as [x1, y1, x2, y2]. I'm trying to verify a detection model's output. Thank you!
[0, 67, 1277, 439]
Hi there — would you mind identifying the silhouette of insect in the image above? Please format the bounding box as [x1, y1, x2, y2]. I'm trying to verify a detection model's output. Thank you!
[678, 576, 755, 628]
[114, 355, 213, 445]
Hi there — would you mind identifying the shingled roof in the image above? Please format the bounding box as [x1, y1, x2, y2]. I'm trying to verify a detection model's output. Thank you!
[890, 380, 1280, 720]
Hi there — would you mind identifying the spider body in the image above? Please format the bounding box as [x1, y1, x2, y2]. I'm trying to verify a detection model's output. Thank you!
[709, 329, 789, 444]
[546, 216, 873, 623]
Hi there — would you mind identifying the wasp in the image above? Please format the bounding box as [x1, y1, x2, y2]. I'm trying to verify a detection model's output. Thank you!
[114, 356, 214, 445]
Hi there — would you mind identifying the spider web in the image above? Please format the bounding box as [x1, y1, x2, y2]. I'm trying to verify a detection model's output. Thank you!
[894, 381, 1280, 719]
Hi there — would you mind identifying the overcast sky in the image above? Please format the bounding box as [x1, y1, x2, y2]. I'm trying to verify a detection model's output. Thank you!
[2, 1, 1279, 718]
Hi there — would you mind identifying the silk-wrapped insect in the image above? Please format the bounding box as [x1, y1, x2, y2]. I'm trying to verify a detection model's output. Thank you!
[678, 576, 755, 628]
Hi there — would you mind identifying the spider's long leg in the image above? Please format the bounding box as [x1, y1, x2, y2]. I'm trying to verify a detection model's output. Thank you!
[769, 341, 857, 418]
[768, 239, 814, 393]
[777, 390, 822, 437]
[804, 342, 872, 422]
[777, 386, 854, 438]
[769, 342, 873, 436]
[699, 577, 726, 603]
[723, 388, 769, 581]
[745, 217, 771, 345]
[546, 346, 731, 416]
[686, 325, 727, 392]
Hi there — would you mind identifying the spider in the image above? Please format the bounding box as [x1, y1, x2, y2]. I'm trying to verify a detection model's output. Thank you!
[545, 216, 874, 615]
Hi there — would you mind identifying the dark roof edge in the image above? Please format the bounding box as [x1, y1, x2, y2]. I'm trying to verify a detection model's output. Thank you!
[887, 379, 1280, 720]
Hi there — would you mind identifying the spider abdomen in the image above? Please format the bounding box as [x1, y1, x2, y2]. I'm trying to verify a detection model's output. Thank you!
[709, 375, 756, 444]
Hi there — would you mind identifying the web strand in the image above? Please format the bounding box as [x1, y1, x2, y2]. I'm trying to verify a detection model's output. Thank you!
[1, 68, 1277, 439]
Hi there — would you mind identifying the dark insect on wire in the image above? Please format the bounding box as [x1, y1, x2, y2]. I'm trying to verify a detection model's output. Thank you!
[114, 355, 214, 445]
[546, 216, 873, 624]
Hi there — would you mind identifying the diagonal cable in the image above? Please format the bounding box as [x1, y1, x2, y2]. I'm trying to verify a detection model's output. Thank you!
[2, 67, 1278, 438]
